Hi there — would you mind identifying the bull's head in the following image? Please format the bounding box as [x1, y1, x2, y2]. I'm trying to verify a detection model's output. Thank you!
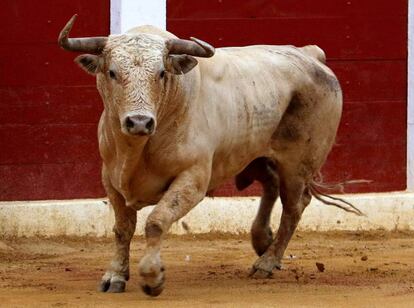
[58, 15, 214, 137]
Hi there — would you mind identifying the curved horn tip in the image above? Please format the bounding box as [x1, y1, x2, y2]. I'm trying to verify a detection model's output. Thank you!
[67, 14, 78, 26]
[58, 14, 78, 45]
[189, 37, 215, 57]
[63, 14, 78, 33]
[58, 14, 107, 53]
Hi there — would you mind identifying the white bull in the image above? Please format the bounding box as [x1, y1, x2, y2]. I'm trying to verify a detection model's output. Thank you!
[59, 15, 354, 297]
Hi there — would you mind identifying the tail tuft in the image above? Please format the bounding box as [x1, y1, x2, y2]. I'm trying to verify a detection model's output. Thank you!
[308, 174, 371, 216]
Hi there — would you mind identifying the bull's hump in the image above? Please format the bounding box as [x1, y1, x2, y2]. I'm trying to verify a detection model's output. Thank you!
[126, 25, 176, 39]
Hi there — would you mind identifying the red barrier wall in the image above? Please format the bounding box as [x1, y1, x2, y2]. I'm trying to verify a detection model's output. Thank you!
[0, 1, 408, 200]
[0, 1, 109, 200]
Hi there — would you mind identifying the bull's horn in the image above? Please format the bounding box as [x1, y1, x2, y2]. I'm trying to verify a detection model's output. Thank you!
[166, 37, 215, 58]
[58, 14, 107, 53]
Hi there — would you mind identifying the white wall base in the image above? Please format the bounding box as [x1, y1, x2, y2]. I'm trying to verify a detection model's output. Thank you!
[1, 193, 414, 237]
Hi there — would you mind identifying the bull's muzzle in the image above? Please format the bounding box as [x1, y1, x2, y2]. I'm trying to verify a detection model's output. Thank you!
[123, 114, 155, 136]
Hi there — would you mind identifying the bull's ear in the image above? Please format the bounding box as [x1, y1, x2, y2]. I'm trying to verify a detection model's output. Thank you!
[74, 54, 101, 75]
[166, 55, 198, 75]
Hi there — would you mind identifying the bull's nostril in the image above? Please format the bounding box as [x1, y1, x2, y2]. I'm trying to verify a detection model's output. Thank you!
[125, 117, 134, 129]
[124, 115, 154, 135]
[146, 118, 155, 132]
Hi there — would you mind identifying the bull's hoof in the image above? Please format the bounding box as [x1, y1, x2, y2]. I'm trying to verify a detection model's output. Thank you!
[139, 271, 165, 297]
[107, 280, 126, 293]
[98, 272, 127, 293]
[140, 282, 165, 297]
[249, 267, 273, 279]
[98, 279, 111, 292]
[139, 252, 165, 296]
[99, 279, 126, 293]
[249, 254, 281, 279]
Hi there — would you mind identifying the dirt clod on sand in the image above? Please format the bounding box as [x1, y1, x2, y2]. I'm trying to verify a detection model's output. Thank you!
[361, 255, 368, 261]
[315, 262, 325, 272]
[0, 231, 414, 307]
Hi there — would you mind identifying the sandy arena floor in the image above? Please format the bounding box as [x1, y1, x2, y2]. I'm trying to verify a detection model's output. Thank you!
[1, 231, 414, 307]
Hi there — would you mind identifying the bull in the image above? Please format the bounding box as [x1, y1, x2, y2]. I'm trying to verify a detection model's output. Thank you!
[58, 15, 357, 296]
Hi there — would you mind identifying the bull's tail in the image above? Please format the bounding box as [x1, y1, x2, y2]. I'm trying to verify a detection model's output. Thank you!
[308, 174, 371, 216]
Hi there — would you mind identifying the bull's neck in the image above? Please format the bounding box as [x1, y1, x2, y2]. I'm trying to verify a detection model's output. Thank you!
[100, 111, 148, 204]
[155, 72, 198, 135]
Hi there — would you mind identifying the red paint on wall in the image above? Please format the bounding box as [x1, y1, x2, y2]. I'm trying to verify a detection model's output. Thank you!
[0, 1, 108, 200]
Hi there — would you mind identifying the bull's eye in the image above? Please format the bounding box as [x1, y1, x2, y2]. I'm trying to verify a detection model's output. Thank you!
[108, 70, 116, 80]
[160, 70, 165, 79]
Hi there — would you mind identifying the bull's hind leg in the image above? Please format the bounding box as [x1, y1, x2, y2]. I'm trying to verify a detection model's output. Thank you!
[236, 157, 280, 256]
[248, 82, 341, 277]
[250, 166, 312, 278]
[99, 179, 137, 293]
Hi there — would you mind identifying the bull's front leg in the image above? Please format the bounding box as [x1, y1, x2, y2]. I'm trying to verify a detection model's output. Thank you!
[99, 177, 137, 293]
[138, 165, 210, 296]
